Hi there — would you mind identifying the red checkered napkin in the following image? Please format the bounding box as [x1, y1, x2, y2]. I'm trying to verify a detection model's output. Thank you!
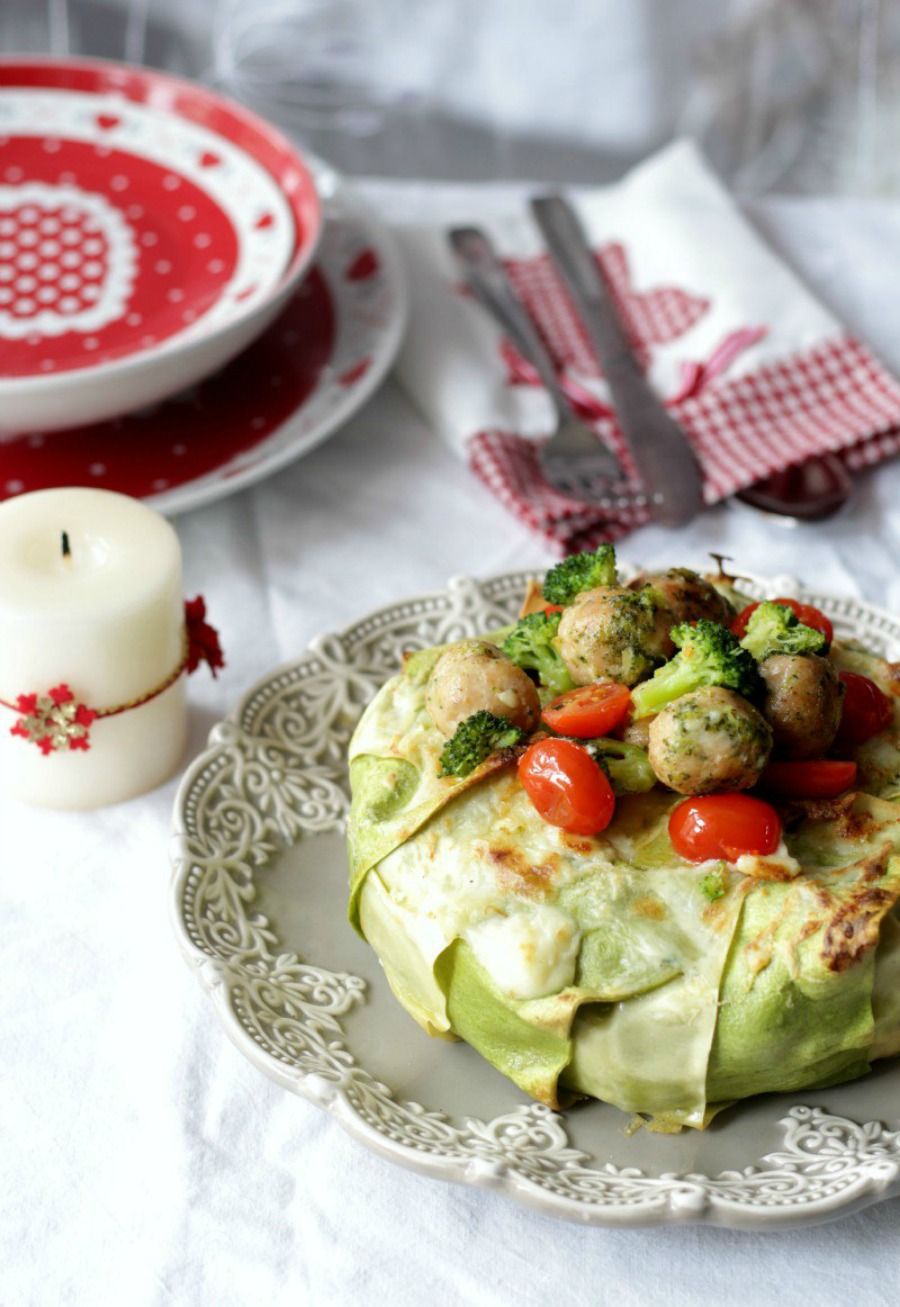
[395, 142, 900, 553]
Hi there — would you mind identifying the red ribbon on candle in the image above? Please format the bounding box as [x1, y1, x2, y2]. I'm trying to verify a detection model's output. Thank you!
[0, 596, 223, 755]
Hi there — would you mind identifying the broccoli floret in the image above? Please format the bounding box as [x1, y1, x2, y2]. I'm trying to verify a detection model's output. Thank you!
[630, 619, 761, 719]
[586, 738, 656, 794]
[501, 611, 575, 696]
[543, 544, 618, 606]
[699, 869, 726, 902]
[438, 710, 527, 778]
[740, 601, 826, 662]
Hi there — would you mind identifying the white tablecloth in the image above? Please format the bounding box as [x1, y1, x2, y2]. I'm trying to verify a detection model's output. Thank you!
[4, 184, 900, 1307]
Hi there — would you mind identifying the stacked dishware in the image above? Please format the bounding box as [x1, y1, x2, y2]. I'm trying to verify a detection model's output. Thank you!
[0, 57, 407, 513]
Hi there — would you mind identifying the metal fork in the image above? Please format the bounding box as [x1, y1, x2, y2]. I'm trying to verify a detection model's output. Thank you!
[449, 226, 643, 512]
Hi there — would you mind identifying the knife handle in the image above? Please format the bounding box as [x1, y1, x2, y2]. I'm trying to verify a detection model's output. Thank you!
[531, 194, 706, 527]
[530, 197, 633, 364]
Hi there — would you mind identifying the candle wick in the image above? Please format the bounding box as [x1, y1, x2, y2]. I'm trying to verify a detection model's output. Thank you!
[61, 531, 71, 559]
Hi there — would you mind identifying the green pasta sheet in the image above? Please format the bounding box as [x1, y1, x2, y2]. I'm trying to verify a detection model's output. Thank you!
[436, 941, 575, 1106]
[707, 804, 900, 1103]
[557, 868, 746, 1126]
[872, 908, 900, 1059]
[359, 868, 453, 1038]
[353, 758, 749, 1118]
[347, 636, 900, 1126]
[347, 648, 520, 930]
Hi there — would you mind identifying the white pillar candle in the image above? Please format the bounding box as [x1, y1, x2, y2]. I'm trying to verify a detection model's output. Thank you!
[0, 487, 187, 809]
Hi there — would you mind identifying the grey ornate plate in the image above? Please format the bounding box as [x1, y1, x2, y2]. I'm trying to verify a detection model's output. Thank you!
[170, 571, 900, 1229]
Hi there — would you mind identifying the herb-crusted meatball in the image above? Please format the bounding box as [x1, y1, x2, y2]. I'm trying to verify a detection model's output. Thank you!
[425, 640, 540, 738]
[642, 567, 735, 626]
[759, 653, 843, 760]
[557, 586, 667, 687]
[629, 567, 734, 657]
[648, 686, 772, 795]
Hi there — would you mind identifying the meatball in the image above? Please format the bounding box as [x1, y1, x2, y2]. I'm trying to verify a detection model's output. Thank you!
[648, 686, 772, 795]
[631, 567, 734, 656]
[759, 653, 843, 760]
[557, 586, 668, 687]
[425, 640, 540, 737]
[646, 568, 734, 624]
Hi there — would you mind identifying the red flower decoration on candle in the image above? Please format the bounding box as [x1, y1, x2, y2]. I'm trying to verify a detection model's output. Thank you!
[9, 684, 97, 754]
[1, 598, 224, 758]
[185, 596, 225, 678]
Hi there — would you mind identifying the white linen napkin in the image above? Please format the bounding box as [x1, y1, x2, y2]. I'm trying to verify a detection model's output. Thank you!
[393, 140, 900, 551]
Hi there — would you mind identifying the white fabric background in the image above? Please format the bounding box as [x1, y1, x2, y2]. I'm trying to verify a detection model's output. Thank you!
[4, 183, 900, 1306]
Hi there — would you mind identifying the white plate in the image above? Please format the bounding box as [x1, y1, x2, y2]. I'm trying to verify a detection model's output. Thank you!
[170, 570, 900, 1229]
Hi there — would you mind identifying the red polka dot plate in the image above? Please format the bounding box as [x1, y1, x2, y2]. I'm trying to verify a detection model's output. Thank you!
[0, 57, 322, 433]
[0, 167, 406, 516]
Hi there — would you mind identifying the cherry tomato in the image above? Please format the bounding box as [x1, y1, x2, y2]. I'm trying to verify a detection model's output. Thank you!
[669, 793, 782, 863]
[518, 738, 615, 836]
[761, 759, 858, 799]
[542, 603, 565, 615]
[731, 598, 833, 645]
[541, 682, 632, 739]
[836, 671, 893, 749]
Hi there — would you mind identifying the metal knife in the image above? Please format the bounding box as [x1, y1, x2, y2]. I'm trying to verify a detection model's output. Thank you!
[530, 193, 706, 528]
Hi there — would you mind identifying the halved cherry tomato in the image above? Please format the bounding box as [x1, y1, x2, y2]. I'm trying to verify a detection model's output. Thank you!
[541, 682, 632, 738]
[518, 738, 615, 836]
[836, 671, 893, 749]
[761, 759, 857, 799]
[731, 598, 833, 645]
[669, 793, 781, 863]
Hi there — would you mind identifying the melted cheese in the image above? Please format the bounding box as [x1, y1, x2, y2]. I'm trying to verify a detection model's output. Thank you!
[374, 771, 601, 950]
[465, 905, 581, 1000]
[735, 839, 801, 881]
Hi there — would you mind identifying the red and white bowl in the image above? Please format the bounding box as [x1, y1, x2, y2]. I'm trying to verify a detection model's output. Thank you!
[0, 58, 322, 435]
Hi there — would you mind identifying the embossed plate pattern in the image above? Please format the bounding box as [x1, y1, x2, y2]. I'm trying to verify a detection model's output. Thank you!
[170, 571, 900, 1228]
